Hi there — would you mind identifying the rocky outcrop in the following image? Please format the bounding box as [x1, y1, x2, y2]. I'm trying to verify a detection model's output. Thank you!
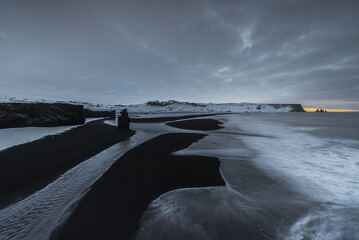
[146, 100, 206, 107]
[145, 101, 306, 112]
[84, 109, 115, 119]
[290, 104, 306, 112]
[0, 103, 85, 129]
[269, 104, 306, 112]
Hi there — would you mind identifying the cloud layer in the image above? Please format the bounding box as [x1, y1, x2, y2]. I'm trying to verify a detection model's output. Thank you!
[1, 0, 358, 109]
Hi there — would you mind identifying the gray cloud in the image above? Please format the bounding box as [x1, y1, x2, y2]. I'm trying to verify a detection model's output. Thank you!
[1, 0, 358, 109]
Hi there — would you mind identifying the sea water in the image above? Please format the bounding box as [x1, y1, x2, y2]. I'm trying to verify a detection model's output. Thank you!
[138, 113, 359, 240]
[232, 113, 359, 239]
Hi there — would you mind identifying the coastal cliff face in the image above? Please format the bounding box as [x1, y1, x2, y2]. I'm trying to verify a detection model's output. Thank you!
[136, 100, 306, 113]
[290, 104, 306, 112]
[1, 96, 306, 114]
[0, 103, 85, 129]
[268, 104, 306, 112]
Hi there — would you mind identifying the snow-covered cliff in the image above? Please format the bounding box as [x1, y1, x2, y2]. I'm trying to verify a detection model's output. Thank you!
[0, 97, 305, 113]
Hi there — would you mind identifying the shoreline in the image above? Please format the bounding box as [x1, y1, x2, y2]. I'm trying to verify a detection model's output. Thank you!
[0, 114, 318, 239]
[131, 113, 228, 123]
[0, 120, 135, 208]
[51, 132, 225, 239]
[166, 118, 223, 131]
[51, 116, 311, 239]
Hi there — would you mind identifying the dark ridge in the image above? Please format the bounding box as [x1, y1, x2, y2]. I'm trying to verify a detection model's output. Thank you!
[166, 119, 223, 131]
[0, 102, 85, 129]
[131, 113, 228, 123]
[84, 109, 116, 119]
[52, 133, 225, 240]
[289, 104, 306, 112]
[146, 100, 206, 107]
[0, 120, 135, 208]
[268, 104, 306, 112]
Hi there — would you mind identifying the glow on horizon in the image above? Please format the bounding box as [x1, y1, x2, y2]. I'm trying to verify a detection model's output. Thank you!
[304, 108, 359, 112]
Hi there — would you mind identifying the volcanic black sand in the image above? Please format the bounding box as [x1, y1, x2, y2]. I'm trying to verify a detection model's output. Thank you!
[51, 133, 225, 240]
[166, 118, 223, 131]
[0, 120, 135, 208]
[2, 115, 310, 239]
[131, 113, 228, 123]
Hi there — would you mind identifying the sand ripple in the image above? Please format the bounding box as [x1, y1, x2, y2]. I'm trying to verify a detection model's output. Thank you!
[0, 131, 155, 240]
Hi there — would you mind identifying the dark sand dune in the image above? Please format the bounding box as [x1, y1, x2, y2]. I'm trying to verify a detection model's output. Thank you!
[0, 120, 135, 208]
[131, 113, 227, 123]
[166, 118, 223, 131]
[52, 133, 225, 240]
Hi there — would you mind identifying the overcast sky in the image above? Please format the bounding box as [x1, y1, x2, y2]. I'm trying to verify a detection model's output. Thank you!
[1, 0, 358, 109]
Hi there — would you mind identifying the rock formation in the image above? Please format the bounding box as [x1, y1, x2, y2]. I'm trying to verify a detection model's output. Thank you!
[0, 103, 85, 129]
[118, 109, 130, 130]
[268, 104, 306, 112]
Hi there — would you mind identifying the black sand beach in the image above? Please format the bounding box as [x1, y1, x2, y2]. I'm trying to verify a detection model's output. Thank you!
[52, 132, 225, 240]
[131, 113, 227, 123]
[1, 115, 312, 240]
[0, 120, 134, 208]
[166, 118, 223, 130]
[51, 116, 308, 240]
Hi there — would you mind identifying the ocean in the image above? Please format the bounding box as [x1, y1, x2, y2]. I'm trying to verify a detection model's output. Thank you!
[138, 112, 359, 239]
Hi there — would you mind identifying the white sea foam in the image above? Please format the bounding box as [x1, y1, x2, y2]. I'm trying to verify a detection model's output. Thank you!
[233, 115, 359, 204]
[229, 113, 359, 239]
[284, 206, 359, 240]
[143, 113, 359, 239]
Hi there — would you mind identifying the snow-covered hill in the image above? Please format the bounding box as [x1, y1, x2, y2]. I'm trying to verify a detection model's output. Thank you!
[0, 97, 305, 113]
[126, 100, 305, 112]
